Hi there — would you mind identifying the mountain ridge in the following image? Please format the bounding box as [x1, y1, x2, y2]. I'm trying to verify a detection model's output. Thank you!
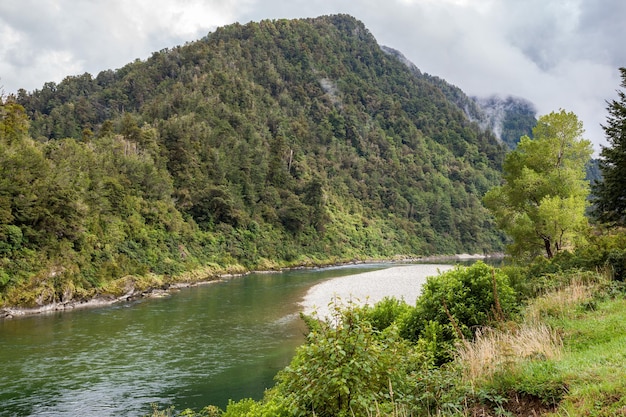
[380, 46, 538, 148]
[2, 14, 506, 306]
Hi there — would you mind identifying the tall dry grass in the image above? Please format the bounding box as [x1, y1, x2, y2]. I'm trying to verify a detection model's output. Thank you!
[457, 323, 563, 385]
[525, 278, 595, 322]
[457, 275, 604, 386]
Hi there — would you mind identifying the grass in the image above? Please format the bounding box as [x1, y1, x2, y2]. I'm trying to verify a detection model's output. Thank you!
[546, 296, 626, 416]
[457, 322, 563, 386]
[525, 278, 595, 322]
[454, 274, 626, 416]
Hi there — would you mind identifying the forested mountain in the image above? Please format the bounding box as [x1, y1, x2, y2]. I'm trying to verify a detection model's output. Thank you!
[381, 47, 537, 149]
[2, 14, 506, 307]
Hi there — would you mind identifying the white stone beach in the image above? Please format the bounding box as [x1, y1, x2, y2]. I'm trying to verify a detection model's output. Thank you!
[300, 263, 455, 318]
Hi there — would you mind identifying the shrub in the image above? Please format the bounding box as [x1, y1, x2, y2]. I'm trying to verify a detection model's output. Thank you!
[400, 262, 518, 358]
[363, 296, 411, 332]
[221, 399, 259, 417]
[606, 249, 626, 281]
[276, 301, 417, 417]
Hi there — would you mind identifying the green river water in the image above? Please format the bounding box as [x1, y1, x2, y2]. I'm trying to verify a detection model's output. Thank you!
[0, 264, 397, 416]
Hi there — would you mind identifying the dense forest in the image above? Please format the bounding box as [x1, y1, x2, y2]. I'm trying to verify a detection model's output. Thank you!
[1, 14, 507, 307]
[150, 67, 626, 417]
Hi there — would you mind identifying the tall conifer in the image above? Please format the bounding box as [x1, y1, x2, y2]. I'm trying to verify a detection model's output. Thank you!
[593, 68, 626, 226]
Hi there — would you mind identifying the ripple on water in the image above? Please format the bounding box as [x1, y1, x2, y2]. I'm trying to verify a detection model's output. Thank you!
[2, 264, 460, 416]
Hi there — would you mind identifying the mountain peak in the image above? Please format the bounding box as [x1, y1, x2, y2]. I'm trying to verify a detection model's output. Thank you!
[8, 16, 507, 298]
[381, 45, 537, 148]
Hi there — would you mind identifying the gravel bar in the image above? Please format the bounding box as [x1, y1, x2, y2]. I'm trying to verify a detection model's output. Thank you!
[300, 263, 455, 319]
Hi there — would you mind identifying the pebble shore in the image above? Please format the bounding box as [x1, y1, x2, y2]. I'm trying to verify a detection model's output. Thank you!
[300, 263, 455, 319]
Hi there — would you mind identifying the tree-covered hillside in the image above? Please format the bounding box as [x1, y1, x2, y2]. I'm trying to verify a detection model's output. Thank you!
[380, 46, 537, 150]
[2, 14, 506, 307]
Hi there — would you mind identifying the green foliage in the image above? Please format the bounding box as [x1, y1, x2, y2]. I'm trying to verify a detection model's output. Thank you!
[0, 100, 30, 144]
[152, 264, 626, 417]
[362, 296, 411, 332]
[2, 15, 507, 305]
[410, 365, 470, 416]
[502, 231, 626, 299]
[593, 67, 626, 226]
[484, 110, 593, 259]
[400, 262, 517, 362]
[477, 362, 567, 413]
[529, 294, 626, 416]
[0, 224, 23, 254]
[605, 249, 626, 281]
[221, 399, 262, 417]
[276, 302, 417, 417]
[500, 99, 537, 150]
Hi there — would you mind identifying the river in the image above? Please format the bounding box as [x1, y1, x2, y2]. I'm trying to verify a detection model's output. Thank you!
[0, 262, 457, 416]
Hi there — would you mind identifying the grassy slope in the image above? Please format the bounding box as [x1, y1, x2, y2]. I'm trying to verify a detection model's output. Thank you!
[548, 296, 626, 415]
[473, 277, 626, 416]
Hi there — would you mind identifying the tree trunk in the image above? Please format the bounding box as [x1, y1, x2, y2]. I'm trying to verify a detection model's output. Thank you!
[543, 237, 553, 259]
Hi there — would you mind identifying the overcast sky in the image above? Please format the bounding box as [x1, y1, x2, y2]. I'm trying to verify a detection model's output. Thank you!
[1, 0, 624, 152]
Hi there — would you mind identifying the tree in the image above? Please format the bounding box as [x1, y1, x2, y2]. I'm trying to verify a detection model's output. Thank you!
[592, 67, 626, 226]
[0, 99, 30, 145]
[484, 110, 592, 258]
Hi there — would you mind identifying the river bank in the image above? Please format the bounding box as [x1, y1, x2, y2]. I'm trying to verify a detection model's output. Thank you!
[0, 265, 343, 416]
[0, 253, 497, 319]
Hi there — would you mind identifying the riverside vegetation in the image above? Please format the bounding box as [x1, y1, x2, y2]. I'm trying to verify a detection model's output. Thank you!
[149, 242, 626, 417]
[149, 67, 626, 415]
[2, 12, 626, 416]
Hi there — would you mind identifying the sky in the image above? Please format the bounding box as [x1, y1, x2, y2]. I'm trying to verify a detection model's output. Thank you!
[1, 0, 624, 152]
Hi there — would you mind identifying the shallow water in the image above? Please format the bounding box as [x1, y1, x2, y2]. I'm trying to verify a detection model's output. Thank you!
[0, 262, 453, 416]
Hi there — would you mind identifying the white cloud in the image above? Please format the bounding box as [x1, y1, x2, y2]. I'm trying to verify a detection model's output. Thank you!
[0, 0, 254, 93]
[0, 0, 622, 151]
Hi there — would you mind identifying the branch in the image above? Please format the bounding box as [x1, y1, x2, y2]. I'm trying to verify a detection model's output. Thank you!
[442, 299, 465, 341]
[491, 268, 505, 322]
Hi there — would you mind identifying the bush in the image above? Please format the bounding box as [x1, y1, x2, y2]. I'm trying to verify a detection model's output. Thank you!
[362, 296, 411, 332]
[606, 249, 626, 281]
[479, 360, 567, 408]
[221, 399, 259, 417]
[276, 301, 416, 417]
[535, 230, 626, 279]
[400, 262, 518, 359]
[0, 225, 23, 254]
[218, 391, 288, 417]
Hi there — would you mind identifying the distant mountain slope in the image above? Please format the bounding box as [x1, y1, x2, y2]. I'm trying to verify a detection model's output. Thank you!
[381, 47, 537, 149]
[472, 95, 537, 149]
[3, 14, 506, 305]
[381, 46, 486, 125]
